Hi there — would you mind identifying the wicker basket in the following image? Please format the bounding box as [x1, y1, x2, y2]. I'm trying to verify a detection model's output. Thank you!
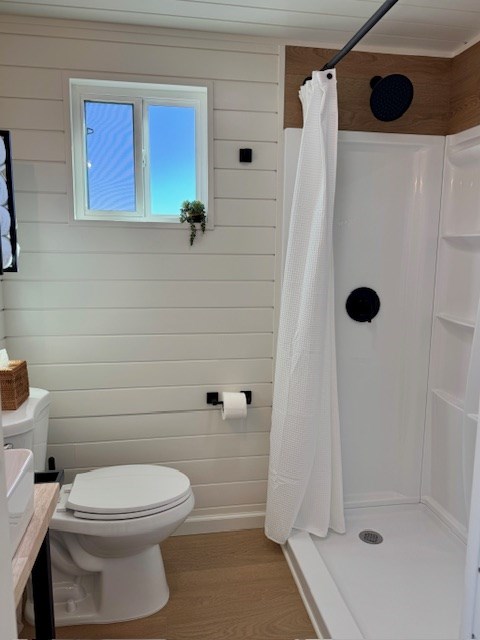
[0, 360, 29, 410]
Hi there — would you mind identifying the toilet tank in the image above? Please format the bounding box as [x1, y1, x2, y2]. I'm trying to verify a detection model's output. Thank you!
[2, 388, 51, 472]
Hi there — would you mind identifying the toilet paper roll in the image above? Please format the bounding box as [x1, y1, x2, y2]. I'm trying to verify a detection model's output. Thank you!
[221, 392, 247, 420]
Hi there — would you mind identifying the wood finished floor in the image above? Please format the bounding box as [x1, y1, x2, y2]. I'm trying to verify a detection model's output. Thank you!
[23, 529, 317, 640]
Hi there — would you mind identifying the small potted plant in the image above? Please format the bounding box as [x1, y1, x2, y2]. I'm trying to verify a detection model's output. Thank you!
[179, 200, 207, 246]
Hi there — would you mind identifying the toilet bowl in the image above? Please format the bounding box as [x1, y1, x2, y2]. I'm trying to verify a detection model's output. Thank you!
[2, 389, 195, 627]
[25, 463, 195, 626]
[27, 464, 194, 626]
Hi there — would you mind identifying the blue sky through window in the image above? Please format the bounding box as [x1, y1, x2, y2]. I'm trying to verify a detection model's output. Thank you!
[84, 101, 197, 216]
[148, 105, 196, 216]
[85, 101, 136, 212]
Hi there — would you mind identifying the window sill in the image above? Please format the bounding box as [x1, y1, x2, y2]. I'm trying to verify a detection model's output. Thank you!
[70, 216, 214, 230]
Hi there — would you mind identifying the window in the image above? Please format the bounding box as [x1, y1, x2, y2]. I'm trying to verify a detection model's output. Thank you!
[69, 79, 211, 223]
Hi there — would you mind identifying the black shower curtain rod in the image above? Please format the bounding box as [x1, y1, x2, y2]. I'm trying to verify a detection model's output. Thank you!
[303, 0, 400, 83]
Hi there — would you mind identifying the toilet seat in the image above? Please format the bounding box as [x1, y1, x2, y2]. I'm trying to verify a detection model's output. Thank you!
[66, 465, 191, 520]
[72, 494, 190, 520]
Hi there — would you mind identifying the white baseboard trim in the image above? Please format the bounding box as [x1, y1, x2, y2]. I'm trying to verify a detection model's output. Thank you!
[174, 510, 265, 535]
[344, 495, 419, 509]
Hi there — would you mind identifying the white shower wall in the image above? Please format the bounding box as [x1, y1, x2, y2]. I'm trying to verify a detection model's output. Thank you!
[284, 129, 444, 508]
[422, 124, 480, 540]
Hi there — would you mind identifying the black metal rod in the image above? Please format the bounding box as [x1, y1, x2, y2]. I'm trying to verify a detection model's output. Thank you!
[31, 530, 56, 639]
[206, 391, 252, 406]
[321, 0, 400, 70]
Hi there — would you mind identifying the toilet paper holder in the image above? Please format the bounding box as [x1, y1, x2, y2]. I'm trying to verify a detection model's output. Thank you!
[206, 391, 252, 406]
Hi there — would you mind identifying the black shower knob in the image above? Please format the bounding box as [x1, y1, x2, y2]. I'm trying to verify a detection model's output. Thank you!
[346, 287, 381, 323]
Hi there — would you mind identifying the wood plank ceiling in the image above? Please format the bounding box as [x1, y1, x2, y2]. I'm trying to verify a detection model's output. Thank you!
[1, 0, 480, 57]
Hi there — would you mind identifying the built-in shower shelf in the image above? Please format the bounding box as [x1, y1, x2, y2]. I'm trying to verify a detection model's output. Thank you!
[442, 233, 480, 241]
[436, 313, 475, 329]
[432, 388, 464, 411]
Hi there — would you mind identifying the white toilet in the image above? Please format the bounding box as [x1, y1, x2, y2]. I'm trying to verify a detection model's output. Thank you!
[2, 388, 195, 626]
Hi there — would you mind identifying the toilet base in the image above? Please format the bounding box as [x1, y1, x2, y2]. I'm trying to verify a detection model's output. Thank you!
[26, 544, 169, 627]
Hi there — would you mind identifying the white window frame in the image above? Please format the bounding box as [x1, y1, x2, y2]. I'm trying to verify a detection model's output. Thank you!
[69, 78, 212, 225]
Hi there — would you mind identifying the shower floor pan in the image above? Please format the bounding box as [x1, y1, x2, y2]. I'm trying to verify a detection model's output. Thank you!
[285, 503, 465, 640]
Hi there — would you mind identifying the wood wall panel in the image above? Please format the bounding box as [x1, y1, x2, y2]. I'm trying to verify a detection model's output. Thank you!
[12, 161, 67, 193]
[0, 33, 277, 81]
[213, 80, 277, 112]
[7, 333, 273, 364]
[0, 98, 64, 130]
[11, 253, 274, 282]
[0, 66, 62, 99]
[48, 407, 272, 444]
[214, 110, 278, 142]
[285, 46, 451, 134]
[11, 131, 65, 162]
[56, 458, 269, 492]
[4, 280, 274, 309]
[28, 359, 272, 391]
[449, 40, 480, 135]
[14, 222, 275, 254]
[165, 457, 269, 486]
[0, 17, 277, 55]
[6, 308, 273, 336]
[48, 431, 270, 468]
[13, 193, 276, 226]
[47, 384, 272, 418]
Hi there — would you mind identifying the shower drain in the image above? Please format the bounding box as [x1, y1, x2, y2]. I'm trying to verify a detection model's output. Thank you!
[359, 530, 383, 544]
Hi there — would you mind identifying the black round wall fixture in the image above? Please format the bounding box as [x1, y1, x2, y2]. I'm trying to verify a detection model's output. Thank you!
[370, 74, 414, 122]
[346, 287, 380, 323]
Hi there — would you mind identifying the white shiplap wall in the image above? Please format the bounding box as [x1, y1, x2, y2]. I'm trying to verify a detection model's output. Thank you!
[0, 14, 280, 532]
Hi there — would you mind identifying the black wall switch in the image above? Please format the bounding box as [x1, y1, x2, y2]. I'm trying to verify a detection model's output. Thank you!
[239, 148, 253, 163]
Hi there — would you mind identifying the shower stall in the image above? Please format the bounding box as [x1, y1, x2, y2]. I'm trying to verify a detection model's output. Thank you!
[281, 125, 480, 639]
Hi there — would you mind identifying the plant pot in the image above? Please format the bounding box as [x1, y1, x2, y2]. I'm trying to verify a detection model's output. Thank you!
[187, 214, 205, 223]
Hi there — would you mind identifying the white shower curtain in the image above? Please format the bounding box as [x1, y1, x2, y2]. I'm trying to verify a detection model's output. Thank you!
[265, 70, 345, 544]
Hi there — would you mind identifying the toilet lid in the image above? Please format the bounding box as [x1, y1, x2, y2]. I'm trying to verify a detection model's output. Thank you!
[71, 493, 190, 520]
[66, 465, 191, 516]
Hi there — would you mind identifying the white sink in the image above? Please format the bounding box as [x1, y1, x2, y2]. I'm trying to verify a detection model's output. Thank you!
[4, 448, 34, 556]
